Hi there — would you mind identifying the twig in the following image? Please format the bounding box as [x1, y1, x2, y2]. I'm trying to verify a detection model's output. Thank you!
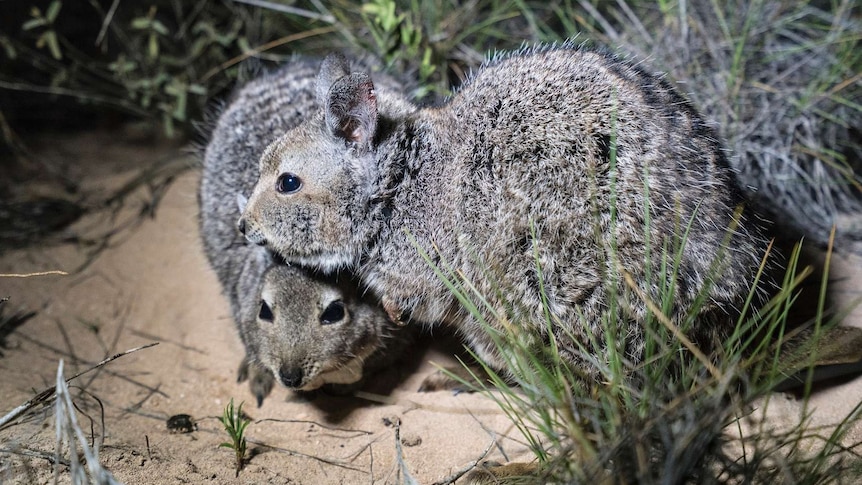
[129, 329, 206, 353]
[245, 437, 367, 473]
[342, 433, 387, 463]
[0, 271, 68, 278]
[54, 360, 123, 484]
[368, 444, 374, 485]
[0, 446, 71, 466]
[67, 386, 107, 450]
[0, 343, 159, 431]
[95, 0, 120, 45]
[199, 26, 338, 83]
[14, 332, 168, 399]
[393, 419, 418, 485]
[255, 418, 372, 436]
[430, 438, 496, 485]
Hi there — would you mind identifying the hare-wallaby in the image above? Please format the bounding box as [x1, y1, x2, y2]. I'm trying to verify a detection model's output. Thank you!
[199, 58, 412, 404]
[246, 262, 414, 396]
[239, 45, 773, 377]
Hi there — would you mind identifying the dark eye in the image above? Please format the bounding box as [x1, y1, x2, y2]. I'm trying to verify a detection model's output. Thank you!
[320, 300, 345, 325]
[258, 300, 274, 322]
[276, 173, 302, 194]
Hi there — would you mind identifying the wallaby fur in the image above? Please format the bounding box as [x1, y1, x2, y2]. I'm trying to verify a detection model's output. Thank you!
[199, 57, 412, 405]
[240, 43, 774, 377]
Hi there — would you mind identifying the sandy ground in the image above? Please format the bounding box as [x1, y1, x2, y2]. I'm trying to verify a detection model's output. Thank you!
[1, 130, 861, 484]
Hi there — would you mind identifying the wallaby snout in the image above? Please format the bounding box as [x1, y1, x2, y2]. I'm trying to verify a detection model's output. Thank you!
[278, 365, 304, 388]
[237, 213, 267, 247]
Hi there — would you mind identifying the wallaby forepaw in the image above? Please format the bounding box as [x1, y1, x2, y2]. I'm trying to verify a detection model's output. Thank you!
[250, 368, 275, 407]
[237, 357, 251, 383]
[237, 357, 275, 407]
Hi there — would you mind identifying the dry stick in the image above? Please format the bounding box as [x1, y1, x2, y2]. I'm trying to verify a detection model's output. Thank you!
[199, 26, 338, 83]
[129, 328, 207, 354]
[0, 446, 71, 466]
[14, 332, 168, 399]
[620, 270, 722, 380]
[95, 0, 121, 45]
[393, 419, 418, 485]
[244, 437, 366, 473]
[430, 438, 497, 485]
[335, 434, 387, 483]
[0, 342, 159, 431]
[368, 445, 374, 485]
[467, 407, 518, 462]
[255, 418, 372, 436]
[0, 271, 68, 278]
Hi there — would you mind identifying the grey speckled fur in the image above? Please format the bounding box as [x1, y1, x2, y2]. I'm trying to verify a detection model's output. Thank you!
[240, 44, 776, 378]
[198, 57, 412, 405]
[200, 59, 319, 314]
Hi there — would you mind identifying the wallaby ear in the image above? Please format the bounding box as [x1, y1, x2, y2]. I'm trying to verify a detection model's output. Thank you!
[325, 73, 378, 146]
[316, 53, 351, 105]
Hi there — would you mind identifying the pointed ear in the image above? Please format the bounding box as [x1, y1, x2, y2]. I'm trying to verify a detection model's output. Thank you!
[316, 53, 351, 105]
[325, 73, 378, 146]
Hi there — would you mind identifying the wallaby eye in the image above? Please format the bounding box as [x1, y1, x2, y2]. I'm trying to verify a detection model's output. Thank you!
[258, 300, 274, 322]
[276, 173, 302, 194]
[320, 300, 345, 325]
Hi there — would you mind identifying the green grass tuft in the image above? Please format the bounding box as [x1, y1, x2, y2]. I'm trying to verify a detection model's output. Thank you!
[426, 232, 861, 483]
[218, 398, 250, 478]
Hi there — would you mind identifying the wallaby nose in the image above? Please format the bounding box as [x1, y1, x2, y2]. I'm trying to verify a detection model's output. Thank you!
[237, 217, 268, 246]
[278, 366, 304, 388]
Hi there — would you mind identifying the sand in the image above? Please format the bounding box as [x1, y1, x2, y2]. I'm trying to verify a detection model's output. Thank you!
[0, 130, 860, 484]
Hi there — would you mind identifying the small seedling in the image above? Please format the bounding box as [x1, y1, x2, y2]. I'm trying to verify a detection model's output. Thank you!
[218, 398, 250, 477]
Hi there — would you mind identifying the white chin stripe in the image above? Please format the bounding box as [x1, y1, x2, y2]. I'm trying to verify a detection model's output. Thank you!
[316, 359, 364, 385]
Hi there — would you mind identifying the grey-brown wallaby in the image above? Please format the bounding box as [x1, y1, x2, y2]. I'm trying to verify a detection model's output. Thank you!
[239, 44, 775, 378]
[245, 263, 413, 396]
[199, 58, 413, 405]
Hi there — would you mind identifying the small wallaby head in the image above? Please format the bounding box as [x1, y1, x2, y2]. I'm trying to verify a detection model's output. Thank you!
[238, 53, 383, 272]
[248, 265, 386, 391]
